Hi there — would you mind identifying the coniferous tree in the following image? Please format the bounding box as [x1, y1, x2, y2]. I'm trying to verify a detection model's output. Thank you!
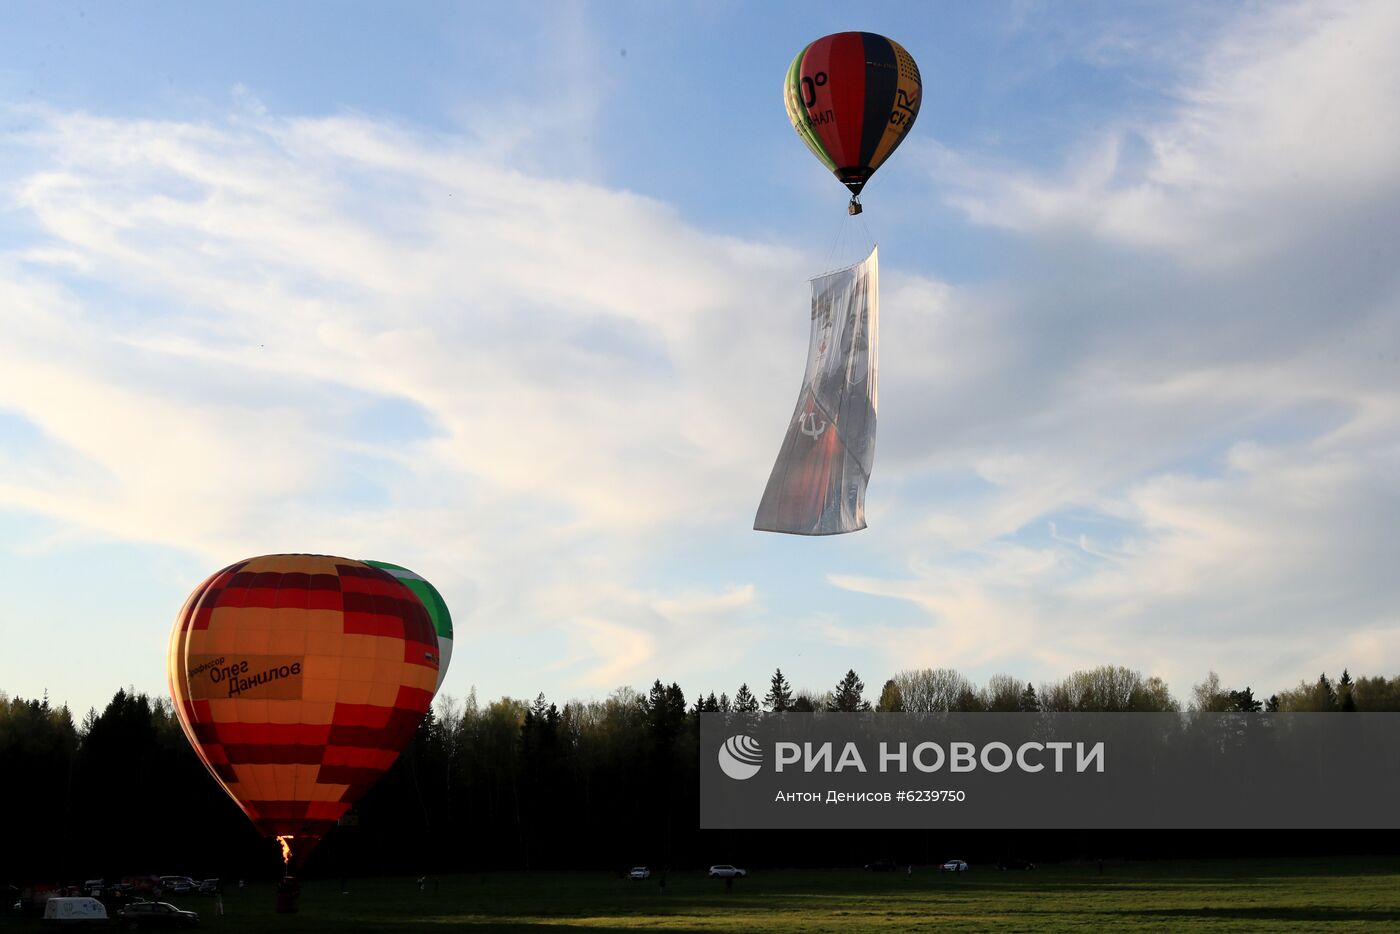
[764, 668, 794, 712]
[1316, 673, 1338, 710]
[1339, 669, 1357, 711]
[1265, 694, 1281, 712]
[733, 684, 759, 713]
[644, 680, 688, 744]
[1228, 687, 1262, 712]
[828, 669, 871, 712]
[954, 686, 984, 712]
[1018, 682, 1041, 712]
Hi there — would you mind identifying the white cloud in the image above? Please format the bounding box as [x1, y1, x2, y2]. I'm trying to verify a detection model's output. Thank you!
[545, 583, 761, 690]
[837, 0, 1400, 695]
[937, 1, 1400, 266]
[0, 105, 807, 700]
[4, 1, 1400, 713]
[5, 107, 803, 529]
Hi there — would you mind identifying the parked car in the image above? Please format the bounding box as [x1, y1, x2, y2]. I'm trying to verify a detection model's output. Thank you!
[43, 896, 109, 924]
[940, 859, 969, 872]
[627, 867, 651, 880]
[158, 877, 196, 895]
[708, 865, 747, 878]
[196, 880, 220, 896]
[117, 901, 200, 929]
[864, 859, 897, 872]
[997, 858, 1036, 870]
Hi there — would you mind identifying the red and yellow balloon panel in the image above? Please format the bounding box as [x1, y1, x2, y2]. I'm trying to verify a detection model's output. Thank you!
[168, 555, 439, 867]
[784, 31, 922, 205]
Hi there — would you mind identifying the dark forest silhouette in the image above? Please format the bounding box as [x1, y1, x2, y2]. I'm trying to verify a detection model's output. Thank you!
[3, 665, 1398, 883]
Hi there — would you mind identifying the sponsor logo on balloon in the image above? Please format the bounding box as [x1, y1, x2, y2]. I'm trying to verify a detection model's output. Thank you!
[191, 654, 305, 699]
[186, 656, 227, 679]
[718, 735, 764, 781]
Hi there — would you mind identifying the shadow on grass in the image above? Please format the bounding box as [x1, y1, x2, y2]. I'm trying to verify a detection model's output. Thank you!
[335, 925, 706, 933]
[1133, 907, 1400, 923]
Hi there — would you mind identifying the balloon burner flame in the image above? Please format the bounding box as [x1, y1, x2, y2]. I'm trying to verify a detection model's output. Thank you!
[276, 835, 293, 867]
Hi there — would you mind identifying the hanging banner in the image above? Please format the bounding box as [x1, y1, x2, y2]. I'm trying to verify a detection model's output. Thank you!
[755, 247, 878, 535]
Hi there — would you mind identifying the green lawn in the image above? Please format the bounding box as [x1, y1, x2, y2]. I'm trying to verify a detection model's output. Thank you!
[10, 858, 1400, 932]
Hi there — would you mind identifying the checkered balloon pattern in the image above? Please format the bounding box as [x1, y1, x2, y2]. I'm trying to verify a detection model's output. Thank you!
[169, 555, 440, 850]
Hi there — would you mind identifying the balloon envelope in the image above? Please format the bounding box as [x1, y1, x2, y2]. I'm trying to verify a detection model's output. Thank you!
[168, 554, 439, 862]
[784, 32, 922, 197]
[362, 560, 453, 693]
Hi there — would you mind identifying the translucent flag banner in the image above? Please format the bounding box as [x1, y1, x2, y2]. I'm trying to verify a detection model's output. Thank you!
[755, 246, 878, 535]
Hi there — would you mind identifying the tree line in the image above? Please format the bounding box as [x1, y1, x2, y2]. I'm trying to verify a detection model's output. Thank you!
[687, 665, 1400, 714]
[3, 663, 1398, 883]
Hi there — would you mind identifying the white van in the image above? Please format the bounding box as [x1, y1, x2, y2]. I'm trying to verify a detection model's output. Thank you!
[42, 896, 108, 924]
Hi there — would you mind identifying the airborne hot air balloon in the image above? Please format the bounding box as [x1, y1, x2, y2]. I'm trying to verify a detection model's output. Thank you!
[757, 32, 908, 535]
[784, 32, 922, 214]
[362, 560, 453, 694]
[168, 554, 439, 871]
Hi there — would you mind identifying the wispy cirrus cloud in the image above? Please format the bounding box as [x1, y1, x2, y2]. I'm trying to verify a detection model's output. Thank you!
[934, 0, 1400, 265]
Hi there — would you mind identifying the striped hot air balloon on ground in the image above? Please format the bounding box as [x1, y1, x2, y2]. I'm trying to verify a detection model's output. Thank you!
[168, 554, 439, 870]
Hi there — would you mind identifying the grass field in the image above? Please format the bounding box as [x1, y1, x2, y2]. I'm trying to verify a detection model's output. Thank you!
[8, 858, 1400, 931]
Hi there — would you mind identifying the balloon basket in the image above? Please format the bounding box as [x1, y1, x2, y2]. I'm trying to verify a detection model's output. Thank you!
[275, 876, 301, 914]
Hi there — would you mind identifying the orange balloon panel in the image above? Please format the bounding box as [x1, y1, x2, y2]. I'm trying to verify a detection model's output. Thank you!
[169, 555, 439, 845]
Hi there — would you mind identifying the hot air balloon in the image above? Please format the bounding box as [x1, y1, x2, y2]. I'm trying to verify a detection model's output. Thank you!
[362, 560, 453, 694]
[783, 32, 922, 214]
[168, 554, 439, 871]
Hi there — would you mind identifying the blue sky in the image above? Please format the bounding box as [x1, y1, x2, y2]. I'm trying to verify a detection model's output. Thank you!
[2, 1, 1399, 717]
